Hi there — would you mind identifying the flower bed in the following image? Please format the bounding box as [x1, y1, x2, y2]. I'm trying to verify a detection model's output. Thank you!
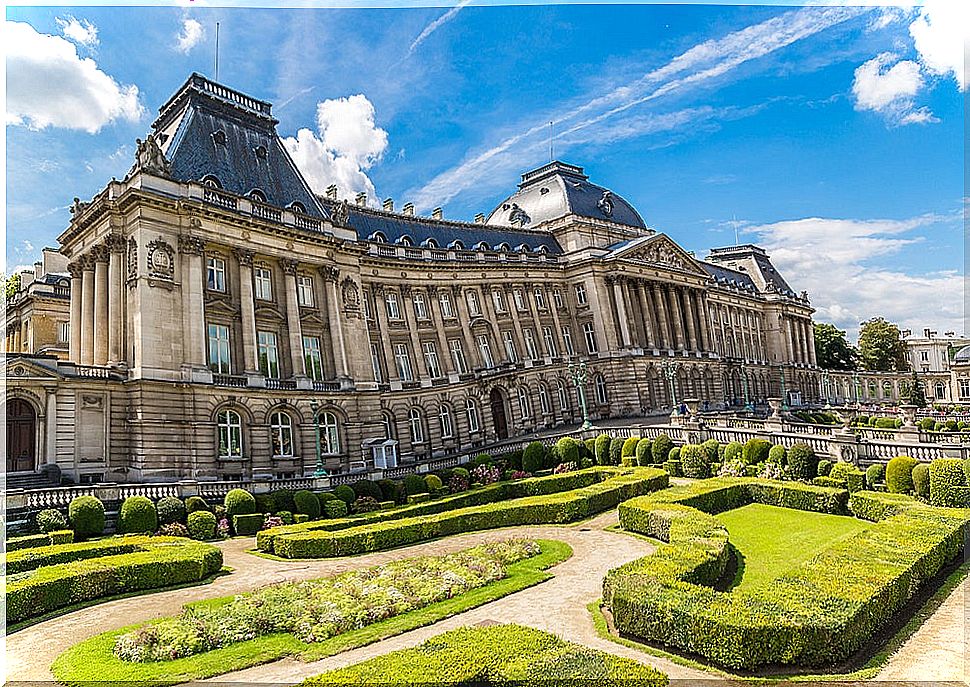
[298, 624, 669, 687]
[6, 536, 223, 624]
[604, 479, 969, 670]
[270, 468, 669, 559]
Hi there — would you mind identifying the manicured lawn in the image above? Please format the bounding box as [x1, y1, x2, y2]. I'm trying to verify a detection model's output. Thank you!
[716, 503, 871, 592]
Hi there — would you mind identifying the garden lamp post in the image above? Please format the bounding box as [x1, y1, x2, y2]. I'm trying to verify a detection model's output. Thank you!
[661, 360, 679, 413]
[567, 359, 593, 431]
[308, 400, 327, 477]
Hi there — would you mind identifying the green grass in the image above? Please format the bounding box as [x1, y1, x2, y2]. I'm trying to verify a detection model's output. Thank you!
[715, 503, 870, 591]
[51, 539, 572, 686]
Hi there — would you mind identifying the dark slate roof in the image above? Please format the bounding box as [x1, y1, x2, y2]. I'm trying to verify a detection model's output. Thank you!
[327, 201, 563, 254]
[699, 261, 758, 291]
[156, 74, 327, 218]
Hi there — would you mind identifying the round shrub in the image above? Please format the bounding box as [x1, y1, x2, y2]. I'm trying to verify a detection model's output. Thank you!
[324, 499, 349, 518]
[680, 444, 710, 478]
[315, 491, 338, 509]
[523, 441, 546, 473]
[403, 474, 429, 496]
[635, 438, 653, 466]
[269, 489, 296, 513]
[621, 437, 639, 459]
[351, 479, 383, 501]
[334, 484, 358, 504]
[886, 455, 918, 494]
[453, 467, 470, 481]
[669, 447, 681, 462]
[157, 496, 187, 526]
[68, 495, 105, 539]
[545, 442, 562, 469]
[594, 434, 612, 465]
[741, 438, 771, 466]
[424, 474, 443, 491]
[874, 417, 897, 429]
[472, 452, 492, 467]
[817, 459, 833, 477]
[945, 419, 958, 431]
[185, 495, 210, 513]
[118, 496, 158, 534]
[912, 462, 930, 497]
[829, 462, 854, 482]
[35, 508, 68, 533]
[652, 434, 674, 463]
[768, 444, 787, 465]
[786, 443, 817, 480]
[187, 510, 217, 540]
[506, 450, 523, 471]
[929, 458, 969, 507]
[865, 463, 885, 488]
[582, 438, 596, 462]
[224, 489, 256, 516]
[723, 441, 743, 463]
[377, 479, 405, 504]
[556, 437, 580, 466]
[918, 417, 935, 432]
[293, 490, 321, 519]
[609, 438, 624, 465]
[701, 439, 719, 463]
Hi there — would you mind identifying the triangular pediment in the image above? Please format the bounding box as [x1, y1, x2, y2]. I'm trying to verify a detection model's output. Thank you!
[6, 356, 66, 380]
[609, 233, 708, 277]
[205, 295, 239, 317]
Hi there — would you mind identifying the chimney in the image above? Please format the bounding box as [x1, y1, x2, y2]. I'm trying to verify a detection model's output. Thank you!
[402, 202, 414, 216]
[355, 192, 367, 207]
[923, 328, 931, 338]
[474, 213, 485, 224]
[901, 329, 912, 338]
[382, 198, 394, 212]
[432, 207, 443, 220]
[325, 184, 337, 200]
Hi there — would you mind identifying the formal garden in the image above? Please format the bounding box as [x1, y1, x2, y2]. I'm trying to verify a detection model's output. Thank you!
[6, 433, 968, 685]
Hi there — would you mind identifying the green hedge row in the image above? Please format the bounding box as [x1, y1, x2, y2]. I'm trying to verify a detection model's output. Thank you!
[6, 536, 223, 624]
[6, 529, 73, 552]
[604, 478, 968, 669]
[257, 467, 614, 553]
[270, 468, 669, 558]
[299, 624, 668, 687]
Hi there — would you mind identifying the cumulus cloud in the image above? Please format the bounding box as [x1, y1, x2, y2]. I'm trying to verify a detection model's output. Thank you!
[5, 21, 143, 133]
[747, 214, 964, 338]
[282, 94, 388, 203]
[851, 52, 930, 124]
[55, 15, 98, 48]
[176, 18, 205, 54]
[909, 0, 967, 91]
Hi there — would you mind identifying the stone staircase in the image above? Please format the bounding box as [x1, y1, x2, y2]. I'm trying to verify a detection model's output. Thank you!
[6, 472, 56, 490]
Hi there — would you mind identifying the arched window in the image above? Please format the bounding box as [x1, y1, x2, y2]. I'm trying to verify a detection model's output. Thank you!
[495, 242, 511, 252]
[538, 384, 551, 415]
[270, 411, 294, 457]
[289, 201, 307, 213]
[381, 411, 396, 439]
[397, 235, 414, 246]
[557, 381, 569, 412]
[474, 241, 489, 252]
[465, 398, 480, 433]
[217, 409, 242, 458]
[422, 238, 439, 249]
[882, 380, 894, 398]
[438, 404, 454, 439]
[449, 240, 465, 250]
[935, 381, 946, 400]
[868, 381, 877, 397]
[249, 189, 267, 203]
[320, 411, 340, 454]
[516, 243, 530, 253]
[594, 375, 609, 405]
[201, 174, 222, 188]
[409, 407, 425, 443]
[369, 231, 388, 243]
[517, 387, 531, 419]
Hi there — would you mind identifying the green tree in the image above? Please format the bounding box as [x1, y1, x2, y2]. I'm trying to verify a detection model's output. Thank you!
[903, 370, 927, 408]
[858, 317, 908, 372]
[813, 323, 857, 370]
[5, 273, 21, 299]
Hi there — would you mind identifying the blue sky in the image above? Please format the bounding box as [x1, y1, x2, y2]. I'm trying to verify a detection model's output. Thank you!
[5, 1, 966, 339]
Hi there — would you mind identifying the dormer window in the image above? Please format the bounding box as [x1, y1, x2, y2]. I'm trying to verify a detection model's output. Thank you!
[201, 175, 222, 188]
[448, 240, 465, 250]
[249, 189, 267, 203]
[422, 238, 439, 249]
[515, 243, 530, 253]
[396, 235, 414, 247]
[474, 241, 489, 252]
[211, 129, 227, 146]
[254, 144, 268, 160]
[289, 201, 307, 213]
[368, 231, 388, 243]
[495, 242, 511, 253]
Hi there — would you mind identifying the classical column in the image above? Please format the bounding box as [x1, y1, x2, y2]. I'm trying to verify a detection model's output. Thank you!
[683, 288, 698, 353]
[696, 292, 712, 353]
[429, 287, 454, 374]
[783, 316, 795, 363]
[545, 285, 565, 357]
[807, 320, 817, 366]
[637, 281, 657, 350]
[609, 276, 632, 348]
[740, 309, 751, 361]
[453, 285, 480, 368]
[504, 286, 528, 360]
[667, 286, 686, 351]
[322, 267, 350, 378]
[80, 256, 95, 365]
[525, 283, 546, 357]
[370, 283, 396, 381]
[280, 259, 307, 378]
[107, 236, 126, 365]
[178, 236, 206, 369]
[651, 282, 671, 350]
[402, 285, 429, 379]
[234, 248, 258, 375]
[92, 246, 109, 365]
[68, 263, 83, 362]
[586, 277, 616, 353]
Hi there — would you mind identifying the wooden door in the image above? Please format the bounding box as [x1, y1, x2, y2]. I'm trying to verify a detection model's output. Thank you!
[6, 399, 36, 473]
[490, 388, 508, 440]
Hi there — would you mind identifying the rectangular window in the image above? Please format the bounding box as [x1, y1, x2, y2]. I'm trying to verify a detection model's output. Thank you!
[207, 324, 231, 373]
[561, 326, 575, 356]
[57, 322, 70, 344]
[582, 321, 598, 354]
[513, 288, 525, 311]
[303, 336, 324, 381]
[449, 339, 467, 374]
[920, 350, 929, 361]
[257, 330, 280, 377]
[524, 328, 539, 361]
[960, 379, 970, 399]
[254, 267, 273, 301]
[553, 289, 564, 308]
[296, 275, 314, 307]
[466, 400, 480, 433]
[395, 343, 414, 381]
[414, 293, 429, 320]
[206, 257, 226, 292]
[534, 288, 546, 309]
[370, 342, 383, 382]
[467, 290, 482, 316]
[363, 291, 372, 320]
[386, 292, 401, 320]
[493, 290, 507, 313]
[542, 326, 557, 357]
[503, 330, 518, 362]
[423, 341, 442, 378]
[478, 334, 494, 368]
[439, 292, 455, 318]
[575, 283, 588, 306]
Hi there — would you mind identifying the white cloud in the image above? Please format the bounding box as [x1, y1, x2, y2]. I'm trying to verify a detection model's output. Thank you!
[55, 15, 98, 48]
[909, 0, 968, 91]
[176, 18, 205, 54]
[407, 0, 471, 57]
[282, 94, 388, 203]
[5, 21, 143, 133]
[748, 214, 964, 338]
[851, 52, 930, 124]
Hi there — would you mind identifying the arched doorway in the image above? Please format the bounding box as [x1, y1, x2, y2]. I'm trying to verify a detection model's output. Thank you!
[7, 398, 37, 473]
[489, 387, 508, 440]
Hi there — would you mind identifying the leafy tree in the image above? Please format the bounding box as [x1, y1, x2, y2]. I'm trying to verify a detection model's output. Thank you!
[813, 323, 857, 370]
[5, 273, 21, 299]
[858, 317, 908, 372]
[903, 370, 927, 408]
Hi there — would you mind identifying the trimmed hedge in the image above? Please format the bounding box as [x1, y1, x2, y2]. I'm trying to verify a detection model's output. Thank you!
[741, 438, 771, 465]
[595, 434, 611, 465]
[787, 442, 817, 480]
[185, 496, 209, 513]
[768, 444, 787, 465]
[36, 508, 68, 533]
[680, 444, 710, 478]
[187, 511, 217, 540]
[621, 436, 639, 459]
[293, 490, 321, 519]
[723, 441, 742, 463]
[652, 434, 674, 463]
[865, 464, 885, 489]
[664, 459, 681, 477]
[224, 489, 256, 516]
[929, 458, 970, 507]
[6, 536, 222, 624]
[157, 497, 186, 526]
[68, 495, 105, 539]
[635, 438, 653, 466]
[118, 496, 158, 534]
[324, 499, 349, 519]
[335, 484, 359, 504]
[609, 438, 624, 466]
[7, 530, 73, 552]
[233, 513, 264, 536]
[887, 455, 918, 494]
[269, 468, 669, 558]
[523, 441, 546, 473]
[913, 462, 931, 498]
[351, 479, 383, 501]
[605, 477, 968, 669]
[556, 436, 580, 465]
[402, 475, 428, 497]
[299, 624, 668, 687]
[817, 459, 833, 477]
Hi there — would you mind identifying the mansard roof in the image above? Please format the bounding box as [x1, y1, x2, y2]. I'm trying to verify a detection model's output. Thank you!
[705, 244, 797, 297]
[154, 74, 327, 219]
[699, 261, 758, 292]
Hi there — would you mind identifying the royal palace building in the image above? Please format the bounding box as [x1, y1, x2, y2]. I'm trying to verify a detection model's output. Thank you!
[5, 74, 822, 483]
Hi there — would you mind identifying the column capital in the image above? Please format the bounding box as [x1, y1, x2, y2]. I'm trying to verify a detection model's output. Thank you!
[233, 247, 255, 266]
[319, 265, 339, 282]
[450, 284, 463, 297]
[68, 262, 83, 278]
[78, 254, 97, 271]
[91, 245, 110, 263]
[178, 235, 206, 255]
[106, 234, 127, 253]
[400, 284, 412, 297]
[279, 257, 299, 276]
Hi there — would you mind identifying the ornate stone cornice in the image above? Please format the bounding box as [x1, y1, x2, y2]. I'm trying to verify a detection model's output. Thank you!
[67, 262, 83, 278]
[178, 235, 206, 255]
[233, 248, 255, 267]
[279, 258, 299, 276]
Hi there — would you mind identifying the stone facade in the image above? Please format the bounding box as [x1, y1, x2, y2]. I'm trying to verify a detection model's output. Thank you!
[4, 74, 821, 482]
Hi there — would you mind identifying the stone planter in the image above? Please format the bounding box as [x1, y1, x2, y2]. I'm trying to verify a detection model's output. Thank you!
[767, 397, 783, 419]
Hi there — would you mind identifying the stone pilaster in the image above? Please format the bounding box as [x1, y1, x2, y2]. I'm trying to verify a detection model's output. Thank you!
[178, 235, 206, 370]
[321, 266, 349, 379]
[68, 262, 83, 362]
[608, 276, 632, 348]
[92, 245, 109, 365]
[234, 248, 258, 375]
[107, 235, 127, 366]
[369, 282, 396, 381]
[280, 258, 307, 380]
[80, 255, 96, 365]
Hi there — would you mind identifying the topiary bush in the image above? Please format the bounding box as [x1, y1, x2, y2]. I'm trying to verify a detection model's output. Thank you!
[523, 441, 546, 473]
[918, 417, 936, 432]
[817, 459, 833, 477]
[187, 510, 217, 540]
[610, 438, 624, 466]
[556, 437, 580, 466]
[402, 474, 428, 497]
[701, 439, 720, 463]
[324, 499, 349, 518]
[912, 462, 930, 498]
[723, 441, 743, 463]
[669, 446, 681, 462]
[680, 444, 710, 478]
[35, 508, 68, 533]
[377, 479, 404, 504]
[68, 495, 105, 539]
[929, 458, 970, 507]
[582, 438, 596, 462]
[118, 496, 158, 534]
[157, 496, 187, 526]
[185, 495, 209, 513]
[886, 455, 918, 494]
[335, 484, 359, 504]
[352, 479, 383, 502]
[353, 496, 382, 514]
[424, 474, 443, 492]
[787, 443, 817, 480]
[652, 434, 673, 463]
[768, 444, 787, 465]
[622, 436, 640, 459]
[224, 489, 256, 516]
[595, 434, 611, 465]
[635, 438, 653, 466]
[865, 464, 885, 489]
[269, 489, 296, 513]
[233, 513, 263, 536]
[293, 490, 321, 519]
[741, 438, 771, 466]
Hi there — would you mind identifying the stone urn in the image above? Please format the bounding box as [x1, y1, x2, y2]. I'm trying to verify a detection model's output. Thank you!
[898, 404, 918, 429]
[767, 397, 783, 419]
[683, 398, 700, 418]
